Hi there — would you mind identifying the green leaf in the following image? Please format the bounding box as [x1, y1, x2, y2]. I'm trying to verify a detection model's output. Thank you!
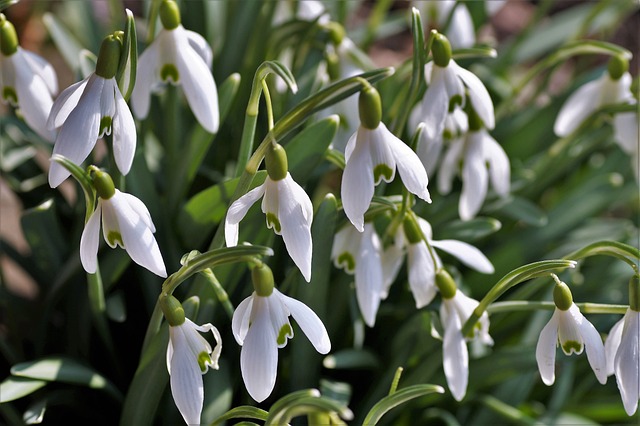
[487, 196, 548, 227]
[42, 12, 84, 72]
[362, 384, 445, 425]
[0, 377, 46, 403]
[438, 217, 502, 242]
[564, 240, 640, 270]
[211, 406, 269, 425]
[323, 349, 380, 370]
[0, 0, 18, 12]
[116, 9, 137, 101]
[265, 393, 352, 426]
[23, 398, 47, 424]
[10, 357, 122, 401]
[451, 46, 498, 60]
[286, 116, 339, 183]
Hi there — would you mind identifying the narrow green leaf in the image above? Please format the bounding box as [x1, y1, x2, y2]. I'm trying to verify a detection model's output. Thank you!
[42, 13, 84, 72]
[117, 9, 137, 101]
[564, 240, 640, 270]
[0, 377, 46, 403]
[0, 0, 18, 12]
[323, 349, 380, 370]
[286, 115, 339, 183]
[451, 47, 498, 60]
[438, 217, 502, 241]
[487, 196, 548, 227]
[211, 406, 269, 425]
[362, 384, 445, 425]
[11, 357, 122, 401]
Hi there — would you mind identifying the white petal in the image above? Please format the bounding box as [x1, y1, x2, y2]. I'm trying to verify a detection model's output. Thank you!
[553, 78, 601, 137]
[447, 5, 475, 49]
[22, 49, 58, 94]
[279, 290, 331, 354]
[613, 110, 639, 155]
[131, 38, 161, 120]
[367, 125, 396, 184]
[355, 224, 383, 326]
[430, 239, 494, 273]
[118, 192, 155, 232]
[385, 127, 432, 202]
[191, 320, 222, 370]
[437, 138, 464, 195]
[241, 297, 279, 402]
[536, 310, 559, 386]
[341, 129, 374, 232]
[459, 132, 488, 220]
[175, 30, 219, 133]
[278, 175, 313, 282]
[168, 325, 205, 425]
[184, 29, 213, 68]
[572, 305, 607, 384]
[453, 63, 495, 130]
[605, 317, 625, 376]
[416, 129, 443, 176]
[343, 131, 358, 162]
[47, 75, 89, 130]
[232, 295, 254, 345]
[381, 243, 404, 297]
[482, 132, 510, 197]
[331, 225, 360, 273]
[79, 202, 102, 274]
[225, 184, 266, 246]
[420, 67, 449, 139]
[111, 84, 136, 175]
[442, 302, 468, 401]
[615, 310, 640, 415]
[110, 191, 167, 277]
[407, 242, 437, 308]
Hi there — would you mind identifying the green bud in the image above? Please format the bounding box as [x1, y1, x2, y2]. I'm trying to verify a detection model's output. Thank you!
[607, 55, 629, 81]
[160, 295, 186, 327]
[325, 51, 340, 82]
[629, 275, 640, 312]
[265, 143, 288, 181]
[432, 33, 452, 68]
[95, 35, 122, 79]
[358, 84, 382, 130]
[403, 215, 424, 245]
[553, 280, 573, 311]
[324, 21, 345, 46]
[0, 15, 18, 56]
[435, 269, 457, 300]
[160, 0, 181, 30]
[466, 101, 484, 131]
[252, 263, 275, 297]
[92, 169, 116, 200]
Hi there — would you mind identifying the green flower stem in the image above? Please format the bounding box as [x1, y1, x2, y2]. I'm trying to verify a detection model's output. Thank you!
[145, 0, 163, 44]
[261, 79, 274, 131]
[487, 301, 628, 315]
[389, 367, 403, 395]
[563, 240, 640, 275]
[460, 260, 577, 337]
[200, 268, 234, 319]
[234, 112, 259, 178]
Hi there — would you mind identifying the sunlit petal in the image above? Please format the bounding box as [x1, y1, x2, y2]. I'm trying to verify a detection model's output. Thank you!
[225, 184, 266, 246]
[79, 202, 102, 274]
[572, 304, 607, 384]
[341, 131, 374, 232]
[430, 239, 494, 274]
[111, 84, 136, 175]
[605, 317, 624, 376]
[536, 310, 560, 386]
[407, 242, 436, 308]
[280, 290, 331, 354]
[131, 39, 161, 119]
[442, 301, 468, 401]
[554, 78, 601, 137]
[232, 295, 254, 345]
[615, 310, 640, 415]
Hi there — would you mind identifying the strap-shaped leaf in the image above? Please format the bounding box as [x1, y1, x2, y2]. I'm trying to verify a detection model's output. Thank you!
[362, 384, 445, 425]
[116, 9, 137, 101]
[0, 376, 47, 403]
[211, 406, 269, 425]
[0, 0, 18, 12]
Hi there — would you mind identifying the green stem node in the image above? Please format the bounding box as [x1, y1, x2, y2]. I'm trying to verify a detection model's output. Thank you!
[265, 143, 288, 181]
[160, 0, 181, 30]
[436, 269, 457, 299]
[252, 263, 274, 297]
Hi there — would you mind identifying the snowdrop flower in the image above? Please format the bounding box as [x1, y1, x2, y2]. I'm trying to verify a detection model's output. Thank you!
[436, 269, 493, 401]
[233, 264, 330, 402]
[415, 33, 495, 140]
[80, 168, 166, 277]
[383, 215, 494, 308]
[225, 144, 313, 281]
[332, 223, 384, 327]
[438, 109, 510, 220]
[604, 277, 640, 415]
[48, 35, 135, 188]
[161, 295, 222, 425]
[342, 84, 431, 231]
[554, 56, 634, 138]
[536, 279, 607, 386]
[131, 0, 219, 133]
[0, 15, 57, 142]
[613, 104, 639, 183]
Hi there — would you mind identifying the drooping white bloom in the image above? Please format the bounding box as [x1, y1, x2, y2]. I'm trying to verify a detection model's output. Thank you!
[331, 223, 384, 327]
[0, 47, 57, 142]
[131, 20, 219, 133]
[438, 128, 510, 220]
[47, 73, 136, 188]
[417, 60, 495, 141]
[605, 308, 640, 415]
[383, 217, 494, 308]
[440, 289, 493, 401]
[225, 173, 313, 282]
[232, 289, 331, 402]
[554, 72, 633, 137]
[80, 189, 167, 277]
[536, 303, 607, 386]
[167, 318, 221, 425]
[342, 122, 431, 231]
[613, 105, 639, 183]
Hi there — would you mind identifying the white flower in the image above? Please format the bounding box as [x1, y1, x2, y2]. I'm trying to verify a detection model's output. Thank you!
[47, 73, 136, 188]
[342, 122, 431, 231]
[417, 60, 494, 140]
[167, 318, 221, 425]
[331, 223, 384, 327]
[80, 189, 167, 277]
[554, 72, 633, 137]
[225, 173, 313, 282]
[0, 47, 57, 142]
[613, 105, 639, 183]
[440, 289, 493, 401]
[232, 289, 331, 402]
[383, 217, 494, 308]
[438, 128, 510, 220]
[536, 303, 607, 386]
[131, 21, 219, 133]
[605, 308, 640, 415]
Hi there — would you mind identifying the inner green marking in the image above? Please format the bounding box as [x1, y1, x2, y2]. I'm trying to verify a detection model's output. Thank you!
[2, 86, 17, 105]
[266, 213, 281, 233]
[373, 164, 393, 184]
[100, 116, 112, 136]
[160, 64, 180, 83]
[277, 323, 292, 346]
[107, 231, 123, 247]
[337, 252, 355, 272]
[197, 351, 210, 372]
[448, 95, 462, 112]
[561, 340, 583, 355]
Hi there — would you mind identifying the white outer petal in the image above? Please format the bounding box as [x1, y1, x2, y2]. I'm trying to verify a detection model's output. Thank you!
[47, 76, 89, 130]
[168, 324, 205, 425]
[111, 84, 136, 175]
[453, 62, 495, 130]
[355, 224, 383, 326]
[279, 290, 331, 354]
[381, 243, 405, 297]
[407, 242, 436, 308]
[185, 29, 213, 68]
[572, 305, 607, 384]
[367, 125, 397, 184]
[442, 300, 468, 401]
[225, 184, 266, 246]
[554, 78, 601, 137]
[131, 37, 161, 119]
[430, 239, 494, 274]
[482, 131, 510, 197]
[615, 310, 640, 415]
[460, 131, 488, 220]
[613, 110, 639, 155]
[447, 5, 475, 49]
[386, 126, 432, 202]
[118, 192, 155, 232]
[278, 175, 313, 282]
[341, 128, 374, 232]
[416, 129, 443, 177]
[437, 138, 464, 195]
[79, 202, 102, 274]
[232, 295, 254, 345]
[536, 309, 560, 386]
[605, 317, 625, 376]
[22, 49, 58, 94]
[420, 66, 449, 139]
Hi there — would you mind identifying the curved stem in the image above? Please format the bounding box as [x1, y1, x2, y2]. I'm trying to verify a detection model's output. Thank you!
[487, 300, 628, 315]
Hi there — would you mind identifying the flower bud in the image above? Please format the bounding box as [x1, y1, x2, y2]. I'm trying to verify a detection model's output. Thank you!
[160, 0, 181, 30]
[95, 34, 122, 79]
[629, 275, 640, 312]
[265, 143, 288, 181]
[358, 84, 382, 130]
[0, 15, 18, 56]
[160, 294, 186, 326]
[324, 21, 345, 46]
[92, 169, 116, 200]
[435, 269, 457, 300]
[403, 215, 424, 245]
[432, 33, 452, 68]
[252, 263, 275, 297]
[553, 280, 573, 311]
[607, 55, 629, 81]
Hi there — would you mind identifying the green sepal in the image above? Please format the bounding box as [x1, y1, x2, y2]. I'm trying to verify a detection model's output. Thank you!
[431, 33, 452, 67]
[0, 14, 18, 56]
[91, 169, 116, 200]
[116, 9, 138, 101]
[553, 281, 573, 311]
[159, 0, 181, 30]
[95, 34, 122, 79]
[252, 263, 275, 297]
[265, 143, 289, 181]
[159, 295, 186, 326]
[358, 84, 382, 130]
[435, 269, 457, 300]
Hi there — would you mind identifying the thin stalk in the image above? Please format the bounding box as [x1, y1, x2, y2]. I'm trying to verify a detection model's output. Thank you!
[200, 268, 235, 319]
[261, 79, 274, 131]
[487, 301, 628, 315]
